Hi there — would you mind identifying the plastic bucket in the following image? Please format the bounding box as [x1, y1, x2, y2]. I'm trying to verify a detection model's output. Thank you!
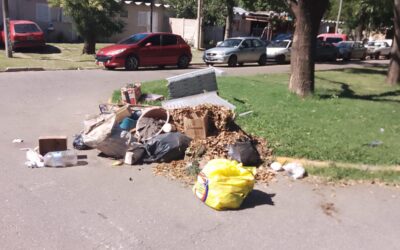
[136, 107, 170, 141]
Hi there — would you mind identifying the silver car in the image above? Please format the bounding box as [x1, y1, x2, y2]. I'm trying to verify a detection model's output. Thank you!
[203, 37, 267, 67]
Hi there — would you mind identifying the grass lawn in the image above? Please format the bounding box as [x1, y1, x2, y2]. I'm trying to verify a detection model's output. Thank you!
[116, 67, 400, 167]
[0, 43, 204, 70]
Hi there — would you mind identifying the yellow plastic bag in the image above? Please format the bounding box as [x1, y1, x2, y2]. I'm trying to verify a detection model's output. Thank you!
[193, 159, 256, 210]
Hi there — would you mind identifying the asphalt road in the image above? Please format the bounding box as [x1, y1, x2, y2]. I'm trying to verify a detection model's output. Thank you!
[0, 60, 399, 250]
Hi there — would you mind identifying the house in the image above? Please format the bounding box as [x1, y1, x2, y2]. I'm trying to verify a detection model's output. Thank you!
[109, 1, 171, 43]
[0, 0, 78, 42]
[0, 0, 171, 43]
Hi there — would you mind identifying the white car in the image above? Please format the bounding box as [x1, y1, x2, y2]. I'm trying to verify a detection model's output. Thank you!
[267, 40, 292, 64]
[366, 40, 391, 59]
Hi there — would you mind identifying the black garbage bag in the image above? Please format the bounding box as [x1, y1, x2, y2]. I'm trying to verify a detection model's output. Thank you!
[143, 132, 192, 163]
[73, 134, 92, 150]
[227, 140, 261, 166]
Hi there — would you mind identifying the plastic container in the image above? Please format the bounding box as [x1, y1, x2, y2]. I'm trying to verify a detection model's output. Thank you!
[136, 107, 170, 141]
[43, 150, 78, 167]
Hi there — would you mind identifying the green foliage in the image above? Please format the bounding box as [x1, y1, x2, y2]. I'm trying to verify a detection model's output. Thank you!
[239, 0, 288, 13]
[326, 0, 393, 31]
[48, 0, 124, 41]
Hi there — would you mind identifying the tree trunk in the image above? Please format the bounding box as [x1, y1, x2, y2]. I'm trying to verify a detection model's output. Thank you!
[288, 0, 329, 97]
[82, 36, 96, 54]
[387, 0, 400, 85]
[224, 0, 234, 39]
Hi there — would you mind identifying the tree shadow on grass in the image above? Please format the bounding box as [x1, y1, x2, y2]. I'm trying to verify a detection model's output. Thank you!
[240, 190, 275, 210]
[317, 76, 400, 104]
[16, 44, 61, 54]
[326, 67, 387, 75]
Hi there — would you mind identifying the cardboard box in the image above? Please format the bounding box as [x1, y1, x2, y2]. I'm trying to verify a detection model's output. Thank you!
[38, 136, 68, 155]
[183, 112, 208, 140]
[115, 105, 131, 123]
[121, 83, 142, 105]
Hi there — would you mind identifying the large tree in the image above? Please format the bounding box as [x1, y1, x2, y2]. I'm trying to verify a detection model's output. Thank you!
[49, 0, 124, 54]
[288, 0, 329, 97]
[387, 0, 400, 85]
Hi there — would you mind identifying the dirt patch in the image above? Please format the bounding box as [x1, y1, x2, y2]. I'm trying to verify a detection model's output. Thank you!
[320, 202, 338, 217]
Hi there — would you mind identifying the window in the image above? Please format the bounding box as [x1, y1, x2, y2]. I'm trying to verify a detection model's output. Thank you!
[252, 39, 263, 48]
[15, 24, 41, 33]
[138, 11, 149, 27]
[118, 33, 148, 44]
[162, 35, 177, 46]
[144, 35, 161, 46]
[326, 37, 343, 43]
[242, 39, 252, 48]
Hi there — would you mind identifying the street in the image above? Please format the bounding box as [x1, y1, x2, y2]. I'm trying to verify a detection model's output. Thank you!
[0, 60, 399, 250]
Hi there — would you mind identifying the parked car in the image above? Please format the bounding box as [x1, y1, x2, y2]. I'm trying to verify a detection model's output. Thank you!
[316, 41, 338, 61]
[203, 37, 267, 67]
[95, 32, 192, 70]
[0, 20, 45, 49]
[267, 40, 292, 64]
[365, 40, 391, 59]
[336, 41, 367, 61]
[317, 33, 348, 45]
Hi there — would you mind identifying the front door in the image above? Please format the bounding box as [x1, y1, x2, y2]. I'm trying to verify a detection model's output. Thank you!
[138, 34, 162, 66]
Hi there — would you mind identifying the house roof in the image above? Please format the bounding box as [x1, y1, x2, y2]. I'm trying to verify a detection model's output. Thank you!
[121, 1, 170, 8]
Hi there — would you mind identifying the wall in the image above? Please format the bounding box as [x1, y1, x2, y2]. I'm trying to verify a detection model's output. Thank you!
[110, 5, 168, 42]
[169, 18, 198, 47]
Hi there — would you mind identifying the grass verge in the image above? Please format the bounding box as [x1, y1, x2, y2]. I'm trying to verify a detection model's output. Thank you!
[113, 67, 400, 182]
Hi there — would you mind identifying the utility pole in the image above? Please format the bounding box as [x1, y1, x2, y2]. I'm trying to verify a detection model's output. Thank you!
[335, 0, 343, 33]
[196, 0, 203, 49]
[150, 0, 153, 32]
[2, 0, 13, 57]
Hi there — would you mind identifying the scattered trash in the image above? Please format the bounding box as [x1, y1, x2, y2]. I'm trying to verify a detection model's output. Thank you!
[183, 111, 208, 140]
[193, 159, 255, 210]
[38, 136, 68, 156]
[161, 123, 176, 133]
[24, 148, 44, 168]
[367, 140, 383, 147]
[129, 177, 133, 182]
[73, 134, 91, 150]
[12, 139, 24, 143]
[227, 140, 261, 166]
[380, 128, 385, 133]
[121, 83, 142, 105]
[143, 132, 192, 163]
[283, 162, 306, 179]
[124, 144, 145, 165]
[238, 111, 253, 117]
[111, 160, 124, 166]
[270, 161, 283, 171]
[43, 150, 78, 168]
[142, 93, 164, 101]
[136, 107, 170, 141]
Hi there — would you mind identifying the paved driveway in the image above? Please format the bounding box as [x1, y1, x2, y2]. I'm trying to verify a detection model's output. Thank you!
[0, 60, 399, 249]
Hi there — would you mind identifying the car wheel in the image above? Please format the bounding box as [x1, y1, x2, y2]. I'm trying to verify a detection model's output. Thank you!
[360, 53, 366, 60]
[276, 54, 285, 64]
[386, 54, 391, 59]
[343, 53, 351, 61]
[374, 52, 380, 60]
[238, 62, 244, 67]
[228, 55, 237, 67]
[258, 54, 267, 66]
[177, 55, 190, 69]
[125, 55, 139, 71]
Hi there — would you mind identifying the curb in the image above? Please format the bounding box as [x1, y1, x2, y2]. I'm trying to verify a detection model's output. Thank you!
[4, 67, 45, 72]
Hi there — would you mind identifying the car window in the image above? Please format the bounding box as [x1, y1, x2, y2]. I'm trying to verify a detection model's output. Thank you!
[162, 35, 177, 46]
[252, 39, 263, 47]
[143, 35, 161, 46]
[14, 24, 41, 33]
[118, 33, 148, 44]
[326, 37, 343, 43]
[268, 41, 290, 48]
[242, 39, 252, 48]
[217, 39, 242, 48]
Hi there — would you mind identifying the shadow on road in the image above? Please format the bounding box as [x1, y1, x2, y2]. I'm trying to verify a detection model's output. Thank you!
[240, 190, 275, 209]
[16, 44, 62, 54]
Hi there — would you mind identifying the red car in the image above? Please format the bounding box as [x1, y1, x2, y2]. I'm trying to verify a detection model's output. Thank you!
[1, 20, 45, 49]
[96, 32, 192, 70]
